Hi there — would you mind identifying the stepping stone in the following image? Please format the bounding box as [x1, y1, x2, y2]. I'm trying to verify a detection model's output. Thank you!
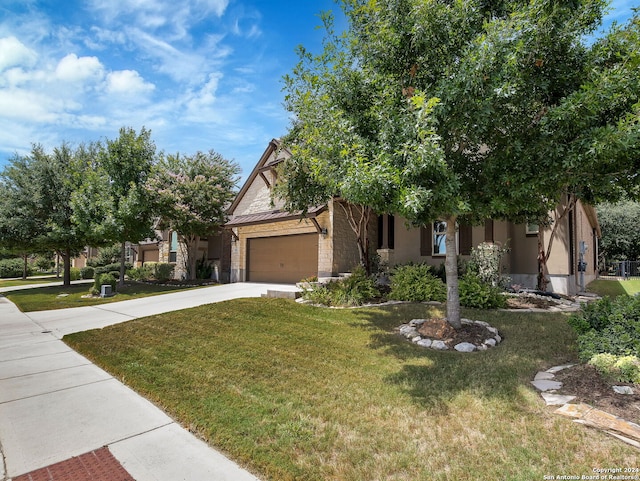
[531, 379, 563, 391]
[555, 403, 640, 442]
[546, 364, 575, 373]
[534, 371, 556, 381]
[541, 393, 576, 406]
[613, 386, 634, 395]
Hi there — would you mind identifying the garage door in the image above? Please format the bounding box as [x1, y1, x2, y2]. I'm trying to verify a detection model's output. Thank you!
[247, 234, 318, 283]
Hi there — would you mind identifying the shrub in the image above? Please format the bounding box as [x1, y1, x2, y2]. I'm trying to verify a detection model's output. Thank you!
[467, 242, 510, 288]
[196, 255, 213, 279]
[80, 266, 95, 279]
[569, 295, 640, 361]
[588, 353, 640, 384]
[459, 273, 506, 309]
[35, 256, 54, 272]
[153, 263, 174, 281]
[302, 266, 379, 307]
[389, 263, 446, 302]
[91, 273, 117, 296]
[0, 258, 33, 278]
[109, 271, 121, 282]
[67, 267, 81, 281]
[95, 262, 132, 275]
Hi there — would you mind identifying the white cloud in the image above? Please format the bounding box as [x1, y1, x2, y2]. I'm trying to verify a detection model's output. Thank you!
[0, 36, 38, 71]
[55, 53, 104, 82]
[106, 69, 155, 95]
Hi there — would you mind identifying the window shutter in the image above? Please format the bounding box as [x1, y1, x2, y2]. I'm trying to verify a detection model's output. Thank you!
[459, 224, 473, 255]
[484, 219, 494, 242]
[420, 226, 432, 256]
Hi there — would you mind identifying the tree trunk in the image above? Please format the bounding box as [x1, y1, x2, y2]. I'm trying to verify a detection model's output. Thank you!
[22, 253, 28, 280]
[536, 232, 549, 291]
[63, 248, 71, 287]
[187, 235, 200, 280]
[445, 215, 461, 329]
[119, 241, 126, 287]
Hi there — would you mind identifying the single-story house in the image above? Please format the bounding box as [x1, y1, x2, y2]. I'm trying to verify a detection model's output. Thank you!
[226, 139, 601, 295]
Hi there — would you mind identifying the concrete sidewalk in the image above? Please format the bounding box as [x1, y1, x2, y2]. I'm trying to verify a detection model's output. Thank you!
[0, 282, 299, 480]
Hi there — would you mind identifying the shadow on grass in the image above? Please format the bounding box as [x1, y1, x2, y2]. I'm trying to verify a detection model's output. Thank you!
[352, 304, 579, 414]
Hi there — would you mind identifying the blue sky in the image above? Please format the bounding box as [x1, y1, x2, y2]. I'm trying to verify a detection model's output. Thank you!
[0, 1, 636, 181]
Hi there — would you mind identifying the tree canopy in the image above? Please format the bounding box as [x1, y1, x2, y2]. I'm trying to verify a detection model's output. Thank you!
[278, 0, 639, 328]
[596, 200, 640, 262]
[148, 150, 239, 280]
[0, 143, 94, 285]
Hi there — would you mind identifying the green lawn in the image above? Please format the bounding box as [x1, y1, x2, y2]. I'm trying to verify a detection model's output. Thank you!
[65, 299, 636, 481]
[587, 278, 640, 297]
[5, 282, 206, 312]
[0, 277, 60, 288]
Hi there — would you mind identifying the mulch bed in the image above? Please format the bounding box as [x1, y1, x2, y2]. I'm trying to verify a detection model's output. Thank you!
[553, 364, 640, 425]
[417, 317, 496, 348]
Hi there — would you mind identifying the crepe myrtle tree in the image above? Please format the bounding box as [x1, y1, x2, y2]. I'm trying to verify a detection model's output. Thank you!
[278, 0, 637, 329]
[147, 150, 239, 280]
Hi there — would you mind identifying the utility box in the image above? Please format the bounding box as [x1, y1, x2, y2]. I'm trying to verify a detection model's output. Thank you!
[100, 285, 113, 298]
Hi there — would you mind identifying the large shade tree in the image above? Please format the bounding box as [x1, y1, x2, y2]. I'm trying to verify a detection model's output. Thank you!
[278, 0, 639, 329]
[0, 143, 94, 285]
[73, 127, 157, 286]
[147, 150, 239, 280]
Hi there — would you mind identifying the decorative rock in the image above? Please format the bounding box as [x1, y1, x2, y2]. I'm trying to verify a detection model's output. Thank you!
[531, 379, 563, 392]
[546, 364, 575, 374]
[541, 393, 576, 406]
[431, 340, 448, 350]
[409, 319, 427, 327]
[555, 403, 640, 442]
[613, 386, 635, 395]
[454, 342, 476, 352]
[411, 336, 422, 343]
[494, 334, 502, 343]
[417, 339, 432, 348]
[483, 338, 497, 347]
[534, 371, 556, 381]
[473, 320, 490, 327]
[477, 344, 488, 351]
[399, 325, 419, 339]
[486, 326, 498, 335]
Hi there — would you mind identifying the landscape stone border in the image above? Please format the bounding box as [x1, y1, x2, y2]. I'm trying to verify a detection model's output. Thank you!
[531, 364, 640, 449]
[397, 318, 502, 352]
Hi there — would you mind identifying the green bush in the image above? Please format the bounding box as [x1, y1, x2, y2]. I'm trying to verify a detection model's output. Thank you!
[154, 263, 174, 281]
[302, 266, 379, 307]
[0, 258, 33, 278]
[569, 295, 640, 361]
[126, 263, 174, 282]
[389, 263, 446, 302]
[459, 273, 506, 309]
[35, 256, 54, 272]
[80, 266, 95, 279]
[67, 267, 81, 281]
[91, 273, 117, 296]
[588, 353, 640, 384]
[95, 262, 132, 275]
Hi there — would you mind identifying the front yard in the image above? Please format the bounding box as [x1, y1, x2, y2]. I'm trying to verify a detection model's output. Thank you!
[65, 299, 637, 481]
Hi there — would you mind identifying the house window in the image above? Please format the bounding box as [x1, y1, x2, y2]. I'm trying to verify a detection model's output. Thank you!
[433, 221, 447, 256]
[169, 231, 178, 263]
[421, 221, 465, 256]
[526, 223, 539, 236]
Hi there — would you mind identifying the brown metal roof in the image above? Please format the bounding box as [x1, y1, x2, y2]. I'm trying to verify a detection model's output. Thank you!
[225, 205, 326, 227]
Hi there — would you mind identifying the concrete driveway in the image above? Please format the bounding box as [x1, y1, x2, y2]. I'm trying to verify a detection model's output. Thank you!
[0, 282, 299, 481]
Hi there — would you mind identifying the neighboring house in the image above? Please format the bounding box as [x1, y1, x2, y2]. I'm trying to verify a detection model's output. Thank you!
[227, 139, 601, 295]
[72, 231, 231, 282]
[131, 230, 231, 282]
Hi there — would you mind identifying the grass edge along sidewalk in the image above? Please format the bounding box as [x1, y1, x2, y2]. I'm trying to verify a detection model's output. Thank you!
[65, 298, 638, 481]
[4, 281, 210, 312]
